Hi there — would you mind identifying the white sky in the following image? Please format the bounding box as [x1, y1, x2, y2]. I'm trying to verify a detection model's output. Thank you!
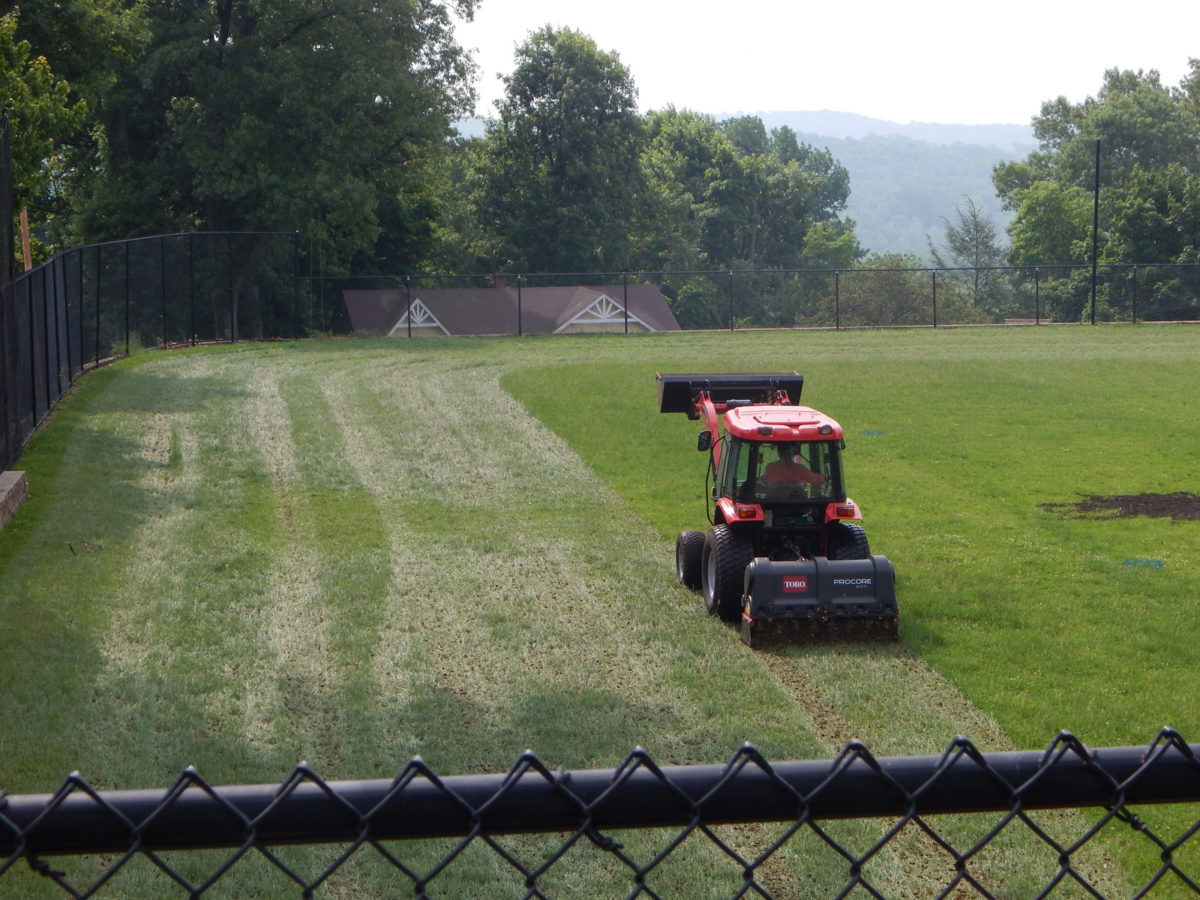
[453, 0, 1198, 126]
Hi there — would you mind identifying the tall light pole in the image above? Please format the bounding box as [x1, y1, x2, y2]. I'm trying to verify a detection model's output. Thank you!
[1090, 139, 1100, 325]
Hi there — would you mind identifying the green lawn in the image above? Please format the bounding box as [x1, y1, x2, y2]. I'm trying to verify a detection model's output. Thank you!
[2, 326, 1197, 896]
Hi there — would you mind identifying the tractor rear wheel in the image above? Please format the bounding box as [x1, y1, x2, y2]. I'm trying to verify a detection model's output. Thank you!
[827, 522, 871, 559]
[675, 530, 704, 589]
[702, 525, 755, 623]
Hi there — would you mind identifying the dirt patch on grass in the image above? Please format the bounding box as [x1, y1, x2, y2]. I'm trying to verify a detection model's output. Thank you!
[1041, 491, 1200, 520]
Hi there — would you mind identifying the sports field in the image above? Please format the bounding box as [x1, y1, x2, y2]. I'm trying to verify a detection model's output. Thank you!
[2, 325, 1197, 895]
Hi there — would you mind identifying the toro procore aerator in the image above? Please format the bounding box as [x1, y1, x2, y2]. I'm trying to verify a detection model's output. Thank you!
[657, 372, 898, 647]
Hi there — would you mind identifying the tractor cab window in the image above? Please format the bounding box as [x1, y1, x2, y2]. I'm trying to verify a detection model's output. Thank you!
[754, 441, 842, 501]
[716, 437, 754, 501]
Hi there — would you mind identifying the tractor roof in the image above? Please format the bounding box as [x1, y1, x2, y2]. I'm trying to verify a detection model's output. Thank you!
[723, 404, 843, 442]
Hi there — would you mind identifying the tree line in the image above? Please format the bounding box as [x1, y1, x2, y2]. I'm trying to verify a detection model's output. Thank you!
[4, 2, 1199, 325]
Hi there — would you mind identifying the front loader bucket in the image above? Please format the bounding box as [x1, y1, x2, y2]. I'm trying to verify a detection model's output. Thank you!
[739, 555, 899, 647]
[656, 372, 804, 416]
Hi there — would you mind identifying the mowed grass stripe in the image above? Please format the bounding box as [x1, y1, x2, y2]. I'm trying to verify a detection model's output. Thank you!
[278, 350, 850, 892]
[91, 353, 290, 784]
[1, 335, 1163, 895]
[307, 352, 832, 770]
[305, 347, 1125, 895]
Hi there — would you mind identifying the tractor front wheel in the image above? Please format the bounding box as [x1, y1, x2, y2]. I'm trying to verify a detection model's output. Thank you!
[702, 525, 755, 623]
[675, 530, 704, 589]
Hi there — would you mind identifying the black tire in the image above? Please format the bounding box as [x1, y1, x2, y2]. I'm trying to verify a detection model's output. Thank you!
[701, 525, 755, 623]
[827, 522, 871, 559]
[675, 530, 705, 589]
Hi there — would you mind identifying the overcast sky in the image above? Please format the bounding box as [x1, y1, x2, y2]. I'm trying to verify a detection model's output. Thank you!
[453, 0, 1197, 126]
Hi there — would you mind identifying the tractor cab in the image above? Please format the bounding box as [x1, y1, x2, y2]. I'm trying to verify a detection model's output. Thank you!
[708, 405, 862, 552]
[716, 438, 845, 505]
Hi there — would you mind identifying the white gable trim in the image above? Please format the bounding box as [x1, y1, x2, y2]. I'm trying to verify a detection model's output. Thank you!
[553, 293, 655, 333]
[388, 298, 450, 336]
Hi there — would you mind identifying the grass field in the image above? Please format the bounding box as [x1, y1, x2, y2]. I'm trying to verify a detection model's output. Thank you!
[2, 325, 1198, 896]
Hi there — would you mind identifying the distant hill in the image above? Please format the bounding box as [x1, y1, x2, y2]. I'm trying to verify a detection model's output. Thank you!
[752, 110, 1034, 151]
[749, 112, 1036, 259]
[455, 111, 1039, 260]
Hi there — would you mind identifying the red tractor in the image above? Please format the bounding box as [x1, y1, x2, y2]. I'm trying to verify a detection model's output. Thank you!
[657, 372, 897, 646]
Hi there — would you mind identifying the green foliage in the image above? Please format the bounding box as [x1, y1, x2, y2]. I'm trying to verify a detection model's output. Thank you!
[929, 196, 1011, 319]
[795, 252, 986, 327]
[711, 115, 858, 270]
[637, 107, 740, 273]
[10, 0, 148, 104]
[995, 62, 1200, 319]
[0, 10, 89, 209]
[60, 0, 477, 272]
[480, 26, 644, 273]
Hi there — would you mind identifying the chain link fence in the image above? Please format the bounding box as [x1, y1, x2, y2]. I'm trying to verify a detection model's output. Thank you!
[3, 729, 1199, 897]
[3, 229, 1198, 469]
[312, 262, 1200, 335]
[0, 232, 300, 470]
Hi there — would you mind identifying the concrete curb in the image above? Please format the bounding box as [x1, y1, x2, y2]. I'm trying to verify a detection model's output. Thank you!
[0, 471, 29, 531]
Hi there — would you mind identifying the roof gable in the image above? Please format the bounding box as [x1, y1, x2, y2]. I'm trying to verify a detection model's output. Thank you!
[338, 285, 680, 336]
[553, 292, 656, 333]
[388, 299, 449, 335]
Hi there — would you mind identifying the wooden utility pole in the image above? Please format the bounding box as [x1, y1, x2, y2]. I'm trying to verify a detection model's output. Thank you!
[19, 207, 32, 271]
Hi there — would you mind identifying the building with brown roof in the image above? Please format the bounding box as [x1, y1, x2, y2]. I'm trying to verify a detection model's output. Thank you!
[335, 285, 681, 336]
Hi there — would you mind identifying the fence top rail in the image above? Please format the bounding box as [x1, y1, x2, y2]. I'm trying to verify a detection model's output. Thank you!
[3, 731, 1197, 856]
[2, 231, 300, 291]
[301, 261, 1200, 284]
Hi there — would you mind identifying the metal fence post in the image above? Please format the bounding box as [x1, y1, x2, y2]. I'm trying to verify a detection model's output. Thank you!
[728, 270, 734, 331]
[834, 270, 840, 329]
[1090, 138, 1100, 325]
[124, 240, 130, 355]
[188, 234, 196, 345]
[159, 235, 168, 346]
[1034, 267, 1040, 324]
[292, 231, 301, 338]
[931, 269, 938, 328]
[94, 246, 101, 363]
[623, 272, 629, 334]
[405, 275, 412, 338]
[1130, 265, 1138, 324]
[73, 249, 82, 376]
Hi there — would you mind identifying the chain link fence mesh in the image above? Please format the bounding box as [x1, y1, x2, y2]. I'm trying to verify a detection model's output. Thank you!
[3, 729, 1200, 898]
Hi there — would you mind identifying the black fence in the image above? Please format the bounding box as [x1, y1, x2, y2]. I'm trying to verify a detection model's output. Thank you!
[314, 262, 1200, 336]
[2, 730, 1199, 897]
[3, 229, 1198, 470]
[0, 232, 300, 470]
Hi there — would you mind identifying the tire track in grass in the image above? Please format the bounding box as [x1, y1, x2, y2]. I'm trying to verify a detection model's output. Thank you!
[314, 355, 841, 894]
[237, 363, 336, 760]
[758, 637, 1127, 895]
[504, 357, 1137, 899]
[256, 366, 397, 772]
[93, 353, 286, 782]
[316, 361, 695, 760]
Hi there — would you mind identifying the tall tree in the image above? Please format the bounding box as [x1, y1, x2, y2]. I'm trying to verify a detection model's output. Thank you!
[1, 9, 89, 261]
[70, 0, 477, 273]
[637, 107, 737, 272]
[12, 0, 148, 107]
[481, 26, 644, 273]
[994, 63, 1200, 319]
[929, 196, 1009, 318]
[717, 116, 857, 272]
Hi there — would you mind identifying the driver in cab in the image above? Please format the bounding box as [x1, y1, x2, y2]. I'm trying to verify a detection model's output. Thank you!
[763, 443, 828, 488]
